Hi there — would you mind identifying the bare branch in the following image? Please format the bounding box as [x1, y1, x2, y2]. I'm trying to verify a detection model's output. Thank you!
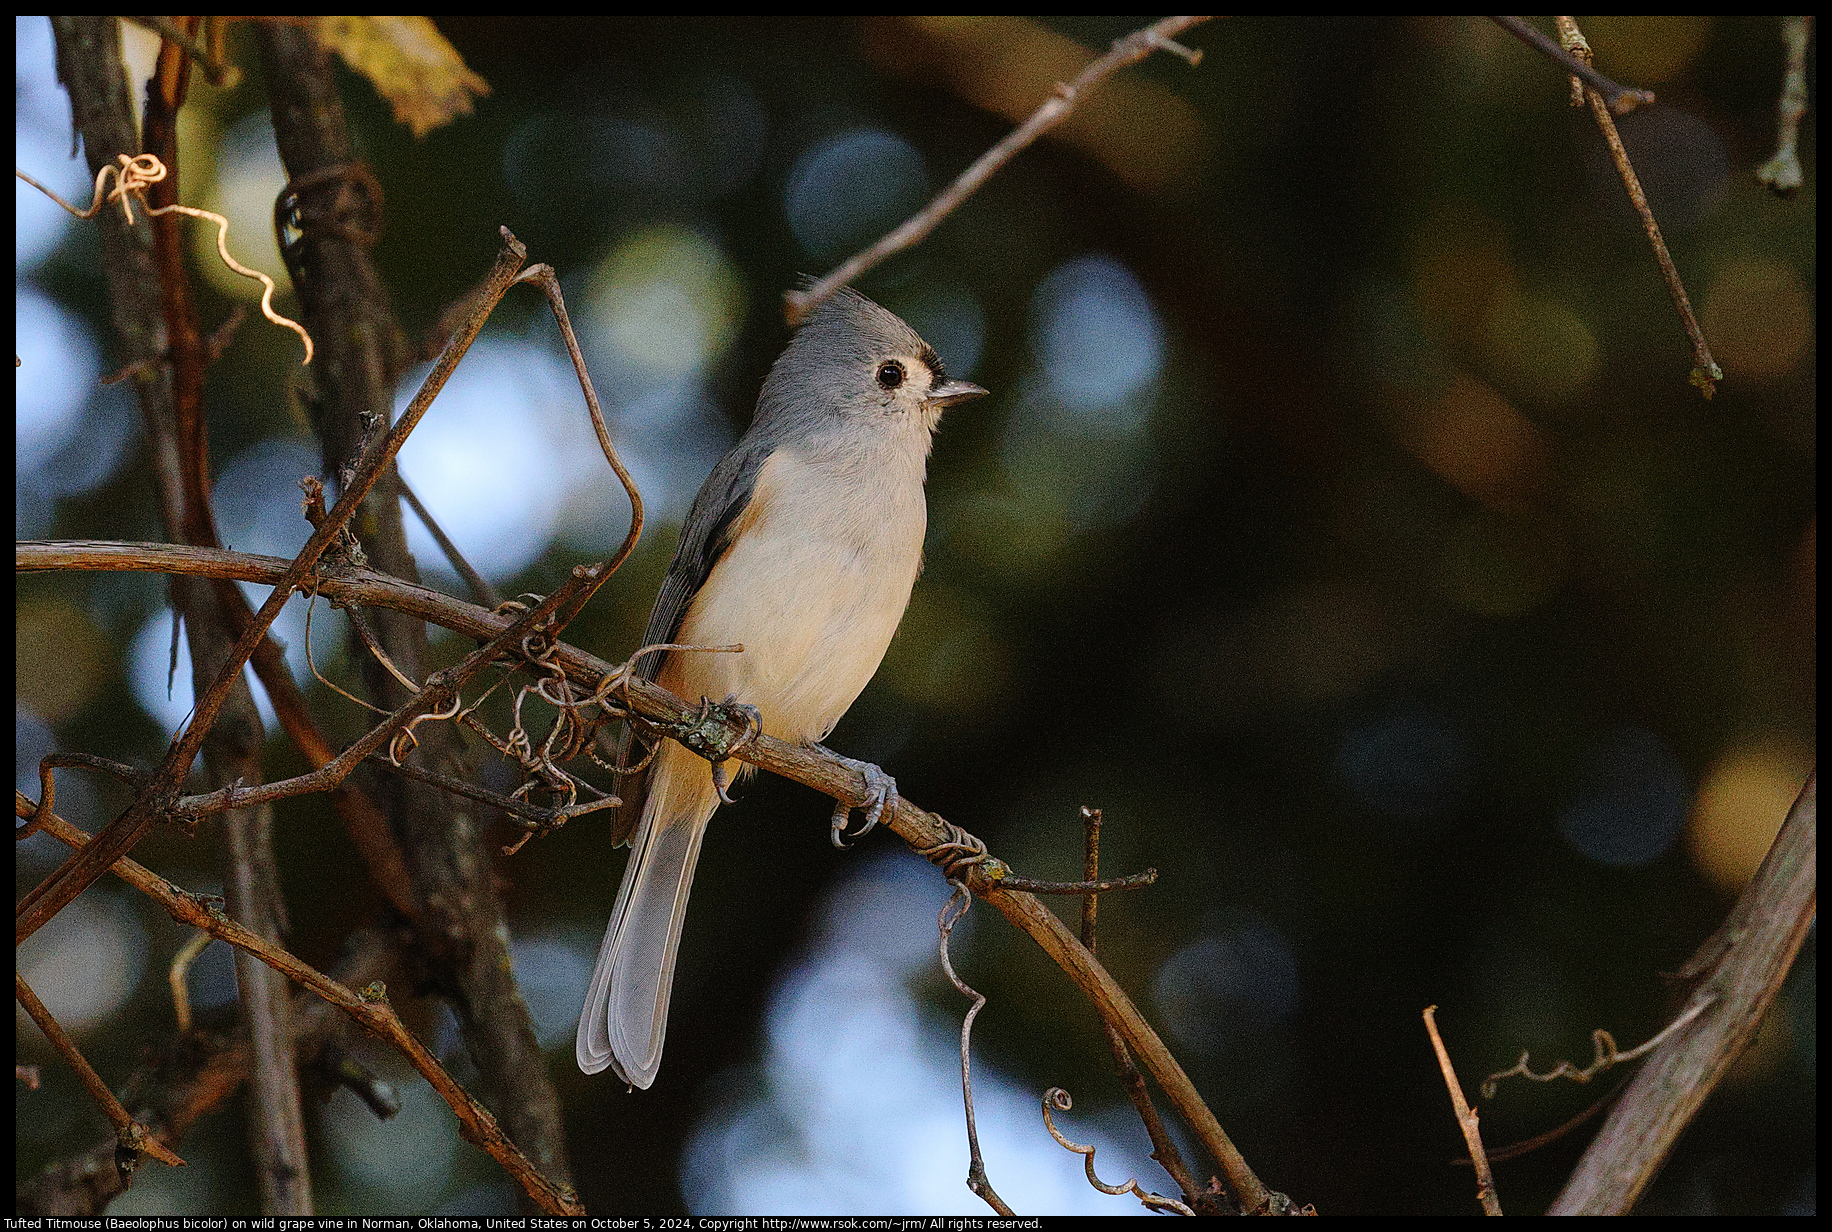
[786, 16, 1215, 324]
[399, 477, 500, 609]
[515, 263, 645, 584]
[1078, 806, 1221, 1213]
[1489, 16, 1655, 114]
[168, 564, 605, 821]
[16, 796, 583, 1217]
[1000, 869, 1158, 895]
[1755, 16, 1812, 196]
[1549, 771, 1815, 1214]
[17, 973, 188, 1173]
[1423, 1006, 1503, 1216]
[122, 16, 241, 88]
[1555, 17, 1722, 398]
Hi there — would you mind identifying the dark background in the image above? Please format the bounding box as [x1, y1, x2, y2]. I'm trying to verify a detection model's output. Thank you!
[15, 16, 1815, 1216]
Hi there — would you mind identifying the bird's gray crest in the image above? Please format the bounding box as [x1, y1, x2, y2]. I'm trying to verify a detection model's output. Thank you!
[769, 286, 944, 399]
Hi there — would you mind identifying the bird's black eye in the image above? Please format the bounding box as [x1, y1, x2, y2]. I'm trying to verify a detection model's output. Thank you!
[876, 361, 906, 390]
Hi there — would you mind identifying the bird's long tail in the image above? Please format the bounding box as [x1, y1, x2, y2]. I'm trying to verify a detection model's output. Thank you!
[576, 740, 721, 1086]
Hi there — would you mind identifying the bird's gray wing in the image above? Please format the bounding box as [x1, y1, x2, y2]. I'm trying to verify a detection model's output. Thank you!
[609, 435, 773, 842]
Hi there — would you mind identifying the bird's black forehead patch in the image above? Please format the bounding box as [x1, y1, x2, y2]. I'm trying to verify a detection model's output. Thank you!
[920, 343, 945, 383]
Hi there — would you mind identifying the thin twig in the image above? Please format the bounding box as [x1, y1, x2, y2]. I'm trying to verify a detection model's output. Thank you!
[1489, 16, 1655, 114]
[312, 1042, 402, 1121]
[1424, 1005, 1503, 1216]
[1077, 806, 1216, 1213]
[123, 16, 241, 87]
[201, 303, 249, 364]
[19, 926, 393, 1216]
[786, 16, 1214, 324]
[1079, 806, 1103, 941]
[515, 263, 644, 586]
[101, 303, 249, 387]
[17, 973, 188, 1172]
[342, 602, 425, 696]
[975, 874, 1273, 1211]
[23, 753, 152, 844]
[1470, 1079, 1628, 1164]
[366, 753, 571, 829]
[1555, 16, 1722, 399]
[1000, 869, 1158, 894]
[399, 477, 500, 609]
[1755, 16, 1812, 196]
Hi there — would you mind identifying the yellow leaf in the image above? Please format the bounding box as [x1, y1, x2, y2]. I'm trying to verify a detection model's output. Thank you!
[316, 16, 490, 139]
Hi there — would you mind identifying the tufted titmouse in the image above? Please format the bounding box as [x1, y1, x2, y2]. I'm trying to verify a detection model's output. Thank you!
[576, 287, 987, 1086]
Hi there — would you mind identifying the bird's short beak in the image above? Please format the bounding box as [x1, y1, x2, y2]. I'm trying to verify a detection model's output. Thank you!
[929, 379, 989, 408]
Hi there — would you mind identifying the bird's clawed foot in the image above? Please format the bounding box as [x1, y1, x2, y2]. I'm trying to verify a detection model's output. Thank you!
[815, 745, 898, 848]
[696, 696, 762, 804]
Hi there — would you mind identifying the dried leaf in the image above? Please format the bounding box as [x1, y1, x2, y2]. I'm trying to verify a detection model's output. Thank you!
[316, 16, 490, 139]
